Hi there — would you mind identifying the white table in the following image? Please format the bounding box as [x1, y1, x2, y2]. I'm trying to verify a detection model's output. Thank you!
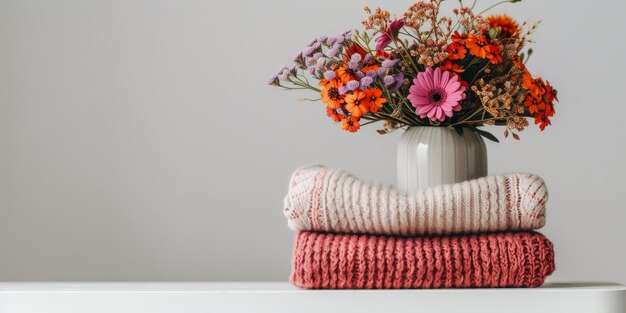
[0, 282, 624, 313]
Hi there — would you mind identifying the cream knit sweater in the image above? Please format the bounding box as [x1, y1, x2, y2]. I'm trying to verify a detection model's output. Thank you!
[283, 165, 547, 235]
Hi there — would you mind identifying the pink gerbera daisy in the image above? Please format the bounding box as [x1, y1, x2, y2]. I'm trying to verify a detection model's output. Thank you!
[407, 67, 466, 122]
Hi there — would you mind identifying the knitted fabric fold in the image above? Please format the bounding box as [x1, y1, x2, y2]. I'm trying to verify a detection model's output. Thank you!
[284, 165, 547, 236]
[291, 231, 554, 289]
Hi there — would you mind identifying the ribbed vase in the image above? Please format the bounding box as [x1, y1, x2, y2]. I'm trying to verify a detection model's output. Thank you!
[397, 127, 487, 192]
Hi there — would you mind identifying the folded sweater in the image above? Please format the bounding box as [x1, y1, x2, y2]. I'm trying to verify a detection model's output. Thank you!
[291, 231, 555, 289]
[284, 165, 547, 236]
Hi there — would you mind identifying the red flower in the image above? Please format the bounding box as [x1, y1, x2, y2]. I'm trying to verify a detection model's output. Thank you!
[440, 60, 464, 73]
[534, 114, 551, 131]
[451, 32, 468, 45]
[446, 43, 467, 60]
[544, 81, 559, 102]
[524, 94, 543, 115]
[522, 74, 557, 130]
[376, 19, 404, 52]
[486, 43, 503, 64]
[342, 43, 367, 63]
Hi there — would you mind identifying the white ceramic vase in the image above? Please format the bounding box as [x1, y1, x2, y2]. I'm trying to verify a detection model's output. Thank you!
[397, 127, 487, 192]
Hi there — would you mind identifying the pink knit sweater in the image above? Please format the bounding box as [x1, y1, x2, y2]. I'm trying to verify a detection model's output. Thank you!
[284, 166, 547, 236]
[291, 231, 554, 289]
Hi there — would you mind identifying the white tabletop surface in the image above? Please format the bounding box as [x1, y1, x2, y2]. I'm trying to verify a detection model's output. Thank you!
[0, 282, 624, 313]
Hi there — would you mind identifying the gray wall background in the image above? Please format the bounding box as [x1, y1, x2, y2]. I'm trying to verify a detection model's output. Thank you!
[1, 0, 625, 283]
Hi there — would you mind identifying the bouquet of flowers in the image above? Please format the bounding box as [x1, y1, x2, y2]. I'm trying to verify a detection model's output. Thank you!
[268, 0, 558, 141]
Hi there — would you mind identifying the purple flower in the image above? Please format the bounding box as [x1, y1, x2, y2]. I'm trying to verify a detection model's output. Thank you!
[348, 61, 359, 70]
[315, 58, 326, 68]
[338, 86, 349, 95]
[366, 70, 379, 77]
[311, 42, 321, 50]
[356, 71, 365, 79]
[346, 80, 360, 91]
[303, 46, 316, 57]
[383, 75, 395, 87]
[382, 59, 400, 69]
[278, 66, 290, 80]
[293, 52, 303, 63]
[278, 71, 290, 80]
[318, 35, 328, 42]
[323, 70, 336, 80]
[326, 37, 337, 46]
[360, 76, 374, 88]
[313, 52, 324, 60]
[388, 74, 405, 90]
[327, 46, 339, 57]
[363, 54, 373, 64]
[343, 30, 352, 40]
[350, 53, 362, 63]
[307, 66, 316, 74]
[376, 19, 404, 52]
[267, 75, 279, 85]
[377, 67, 387, 76]
[336, 36, 345, 44]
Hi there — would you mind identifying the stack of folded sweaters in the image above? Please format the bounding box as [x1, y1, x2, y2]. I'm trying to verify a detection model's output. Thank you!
[283, 165, 555, 289]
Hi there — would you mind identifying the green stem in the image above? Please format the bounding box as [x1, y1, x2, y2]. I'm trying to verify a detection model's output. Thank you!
[392, 33, 420, 76]
[451, 106, 486, 126]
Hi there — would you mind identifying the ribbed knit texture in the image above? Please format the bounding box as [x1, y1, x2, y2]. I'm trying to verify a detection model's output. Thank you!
[284, 165, 547, 235]
[291, 231, 555, 289]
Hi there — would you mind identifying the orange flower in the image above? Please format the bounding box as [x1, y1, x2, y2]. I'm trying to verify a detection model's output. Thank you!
[465, 34, 491, 58]
[521, 71, 548, 98]
[512, 55, 526, 71]
[529, 78, 547, 97]
[440, 60, 464, 73]
[521, 71, 534, 89]
[487, 14, 520, 38]
[361, 64, 380, 74]
[510, 56, 526, 83]
[486, 43, 503, 64]
[344, 90, 370, 118]
[326, 107, 344, 122]
[341, 116, 361, 133]
[364, 88, 387, 112]
[465, 34, 502, 64]
[446, 42, 466, 60]
[336, 65, 357, 84]
[451, 32, 468, 45]
[321, 79, 344, 109]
